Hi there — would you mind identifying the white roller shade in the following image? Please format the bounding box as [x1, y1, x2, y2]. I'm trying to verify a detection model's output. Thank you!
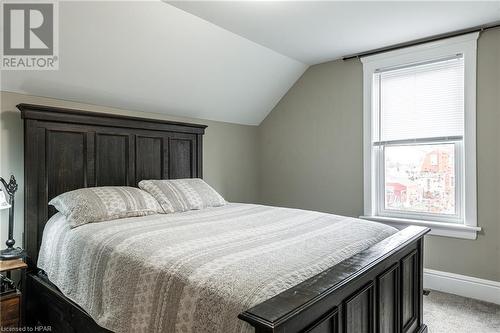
[375, 56, 465, 142]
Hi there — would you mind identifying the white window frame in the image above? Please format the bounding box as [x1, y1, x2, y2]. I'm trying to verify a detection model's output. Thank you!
[360, 33, 480, 239]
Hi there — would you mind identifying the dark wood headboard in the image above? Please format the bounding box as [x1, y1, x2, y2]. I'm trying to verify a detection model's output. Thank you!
[19, 103, 207, 266]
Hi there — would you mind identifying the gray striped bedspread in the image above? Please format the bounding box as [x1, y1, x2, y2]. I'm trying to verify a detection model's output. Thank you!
[38, 203, 397, 333]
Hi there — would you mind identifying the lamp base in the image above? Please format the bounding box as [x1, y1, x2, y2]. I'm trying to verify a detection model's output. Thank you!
[0, 247, 26, 260]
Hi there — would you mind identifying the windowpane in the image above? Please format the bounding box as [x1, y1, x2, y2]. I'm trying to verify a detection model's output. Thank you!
[364, 37, 477, 230]
[384, 144, 455, 215]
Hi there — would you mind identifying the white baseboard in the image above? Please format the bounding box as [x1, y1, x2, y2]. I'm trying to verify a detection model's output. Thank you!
[423, 269, 500, 305]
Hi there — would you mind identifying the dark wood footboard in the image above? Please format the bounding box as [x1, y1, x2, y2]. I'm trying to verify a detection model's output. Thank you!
[239, 226, 429, 333]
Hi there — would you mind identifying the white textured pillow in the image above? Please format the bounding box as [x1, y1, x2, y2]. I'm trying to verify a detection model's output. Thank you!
[49, 186, 163, 228]
[138, 178, 226, 213]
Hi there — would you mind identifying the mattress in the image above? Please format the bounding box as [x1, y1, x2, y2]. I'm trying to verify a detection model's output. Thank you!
[38, 203, 397, 333]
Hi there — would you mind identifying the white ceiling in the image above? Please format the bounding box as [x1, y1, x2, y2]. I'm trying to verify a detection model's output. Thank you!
[1, 1, 306, 125]
[3, 1, 499, 125]
[168, 1, 500, 64]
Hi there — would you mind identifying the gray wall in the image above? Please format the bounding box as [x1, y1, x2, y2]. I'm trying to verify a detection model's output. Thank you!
[258, 58, 364, 217]
[258, 29, 500, 282]
[0, 91, 259, 246]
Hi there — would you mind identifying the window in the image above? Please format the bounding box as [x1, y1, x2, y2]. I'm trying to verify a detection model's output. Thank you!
[361, 33, 479, 239]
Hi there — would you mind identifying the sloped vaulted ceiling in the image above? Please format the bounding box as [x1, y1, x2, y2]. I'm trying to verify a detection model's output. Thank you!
[169, 1, 500, 65]
[1, 1, 307, 125]
[4, 1, 499, 125]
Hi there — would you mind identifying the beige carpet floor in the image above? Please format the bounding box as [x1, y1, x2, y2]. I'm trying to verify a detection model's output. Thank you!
[423, 290, 500, 333]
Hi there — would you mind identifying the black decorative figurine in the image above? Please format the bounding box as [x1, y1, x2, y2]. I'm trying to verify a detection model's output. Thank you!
[0, 175, 25, 260]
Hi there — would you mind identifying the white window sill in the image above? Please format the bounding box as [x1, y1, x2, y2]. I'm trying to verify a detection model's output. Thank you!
[359, 215, 481, 240]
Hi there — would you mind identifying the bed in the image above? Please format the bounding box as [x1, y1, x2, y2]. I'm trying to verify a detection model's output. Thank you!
[20, 103, 429, 333]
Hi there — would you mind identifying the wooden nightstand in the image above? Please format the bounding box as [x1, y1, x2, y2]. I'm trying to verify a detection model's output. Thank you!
[0, 259, 27, 329]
